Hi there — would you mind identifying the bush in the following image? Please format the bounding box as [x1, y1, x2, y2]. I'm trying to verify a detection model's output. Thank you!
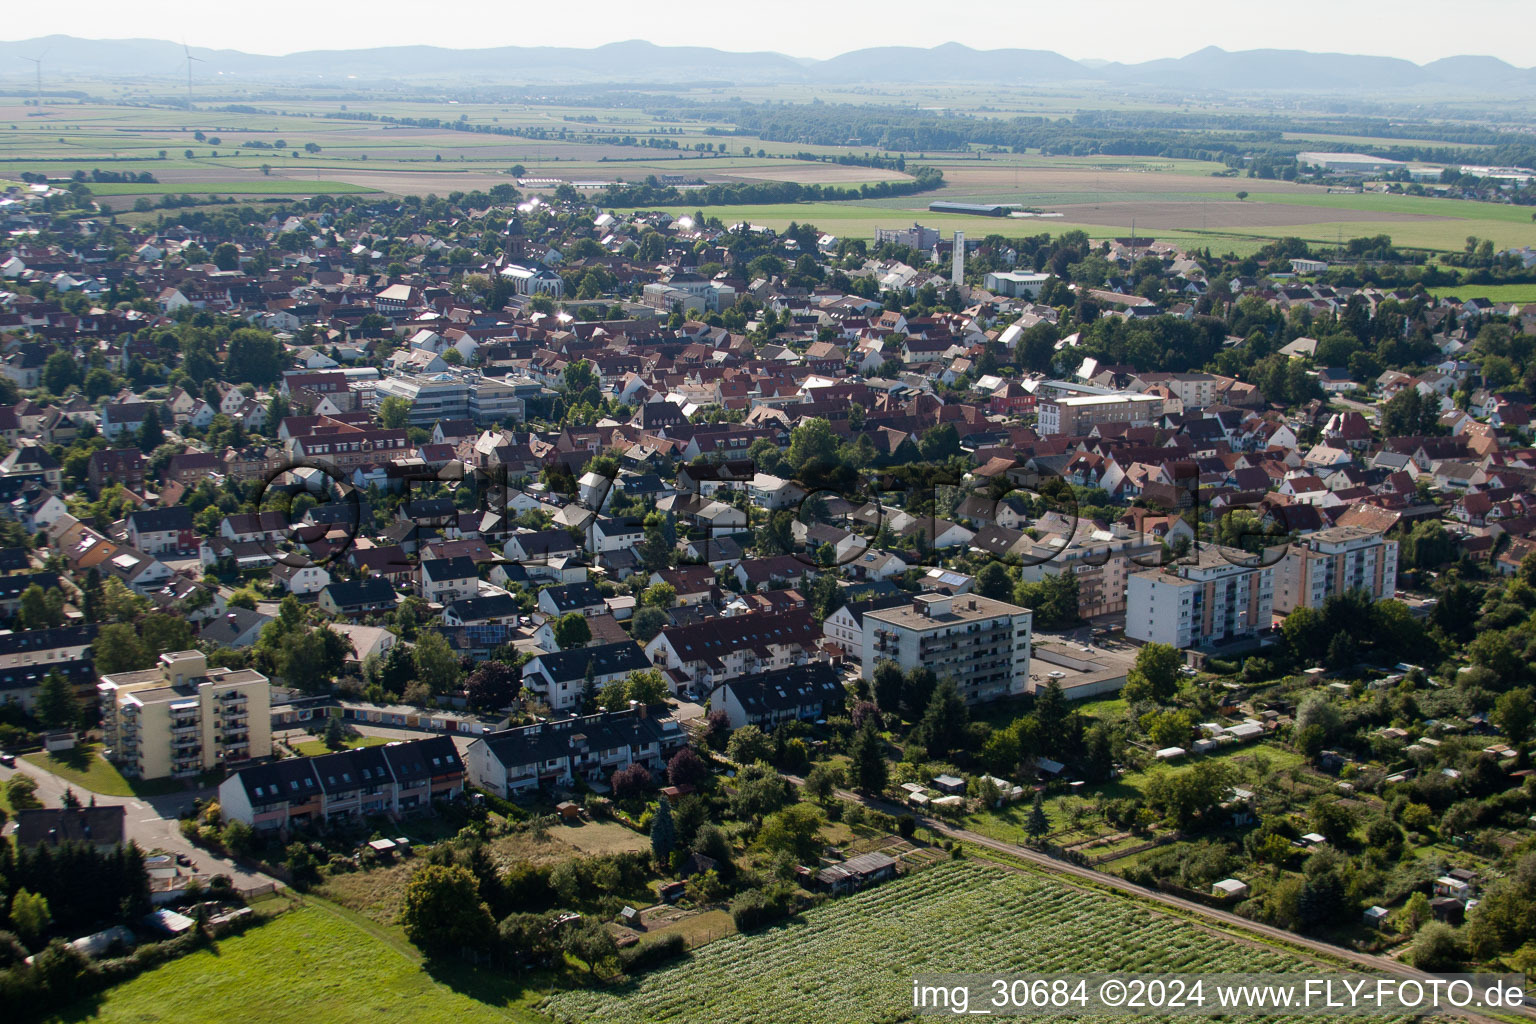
[1410, 921, 1464, 971]
[729, 884, 797, 932]
[617, 932, 687, 974]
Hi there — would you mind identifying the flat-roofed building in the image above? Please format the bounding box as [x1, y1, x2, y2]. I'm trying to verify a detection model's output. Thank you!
[1036, 392, 1164, 436]
[1126, 545, 1274, 649]
[1274, 525, 1398, 614]
[98, 650, 271, 780]
[861, 593, 1032, 705]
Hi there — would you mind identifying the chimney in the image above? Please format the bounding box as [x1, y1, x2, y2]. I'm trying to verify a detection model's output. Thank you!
[629, 698, 647, 720]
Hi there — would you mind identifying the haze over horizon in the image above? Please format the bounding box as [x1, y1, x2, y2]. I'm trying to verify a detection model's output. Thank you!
[2, 0, 1534, 67]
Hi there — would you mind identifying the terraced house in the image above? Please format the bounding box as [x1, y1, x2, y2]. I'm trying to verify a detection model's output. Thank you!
[217, 735, 465, 830]
[465, 706, 686, 796]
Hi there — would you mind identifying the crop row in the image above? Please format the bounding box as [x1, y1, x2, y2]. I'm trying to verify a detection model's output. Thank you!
[543, 862, 1391, 1024]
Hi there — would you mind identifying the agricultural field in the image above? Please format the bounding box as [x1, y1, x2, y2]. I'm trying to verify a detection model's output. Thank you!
[542, 859, 1355, 1024]
[1428, 283, 1536, 302]
[4, 94, 1529, 256]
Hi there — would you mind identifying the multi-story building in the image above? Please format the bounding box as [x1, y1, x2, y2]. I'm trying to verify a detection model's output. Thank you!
[1126, 545, 1275, 649]
[1273, 525, 1399, 614]
[373, 373, 471, 426]
[217, 734, 464, 830]
[1015, 522, 1163, 619]
[861, 593, 1033, 705]
[465, 706, 686, 796]
[874, 223, 939, 250]
[372, 372, 530, 428]
[98, 651, 271, 780]
[1036, 392, 1164, 437]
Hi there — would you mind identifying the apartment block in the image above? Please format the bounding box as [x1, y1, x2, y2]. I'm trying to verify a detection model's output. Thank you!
[861, 593, 1033, 704]
[1036, 392, 1164, 436]
[1016, 526, 1162, 619]
[1126, 545, 1274, 649]
[98, 651, 272, 780]
[1273, 525, 1398, 613]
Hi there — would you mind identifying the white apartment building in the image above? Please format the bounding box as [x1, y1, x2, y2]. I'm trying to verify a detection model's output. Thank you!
[98, 651, 272, 780]
[1273, 526, 1398, 614]
[1036, 392, 1164, 436]
[1126, 545, 1275, 649]
[861, 593, 1032, 705]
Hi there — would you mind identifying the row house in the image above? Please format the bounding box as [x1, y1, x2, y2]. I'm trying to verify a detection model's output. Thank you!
[218, 735, 463, 830]
[465, 706, 686, 797]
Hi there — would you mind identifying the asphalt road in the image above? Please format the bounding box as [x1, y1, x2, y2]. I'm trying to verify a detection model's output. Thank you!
[1, 760, 280, 891]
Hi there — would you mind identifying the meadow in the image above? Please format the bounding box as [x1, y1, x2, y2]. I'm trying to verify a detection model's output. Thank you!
[48, 899, 548, 1024]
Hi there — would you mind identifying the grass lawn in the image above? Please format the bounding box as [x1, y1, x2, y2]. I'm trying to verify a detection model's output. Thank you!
[20, 745, 184, 798]
[290, 735, 392, 757]
[49, 898, 548, 1024]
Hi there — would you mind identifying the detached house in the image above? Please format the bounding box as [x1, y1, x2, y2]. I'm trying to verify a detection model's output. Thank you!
[124, 506, 197, 556]
[318, 576, 399, 617]
[418, 556, 480, 604]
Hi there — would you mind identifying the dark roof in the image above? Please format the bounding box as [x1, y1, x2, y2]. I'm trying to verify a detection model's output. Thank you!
[540, 581, 605, 612]
[0, 571, 60, 600]
[309, 744, 390, 794]
[323, 575, 398, 608]
[830, 592, 912, 627]
[657, 610, 818, 662]
[382, 734, 460, 784]
[509, 529, 580, 557]
[0, 622, 97, 655]
[444, 593, 520, 621]
[228, 755, 321, 806]
[228, 735, 459, 802]
[199, 607, 272, 645]
[721, 663, 844, 715]
[304, 502, 373, 527]
[421, 556, 479, 582]
[477, 707, 681, 767]
[527, 641, 651, 685]
[14, 806, 126, 847]
[127, 505, 194, 532]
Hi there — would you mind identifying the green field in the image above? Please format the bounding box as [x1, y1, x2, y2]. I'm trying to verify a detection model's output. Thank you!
[77, 179, 377, 196]
[543, 860, 1339, 1024]
[51, 900, 546, 1024]
[1428, 283, 1536, 302]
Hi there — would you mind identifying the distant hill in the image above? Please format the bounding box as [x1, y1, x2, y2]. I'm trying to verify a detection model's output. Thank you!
[0, 35, 1531, 93]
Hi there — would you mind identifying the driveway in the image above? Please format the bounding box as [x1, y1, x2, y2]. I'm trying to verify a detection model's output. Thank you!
[0, 760, 280, 891]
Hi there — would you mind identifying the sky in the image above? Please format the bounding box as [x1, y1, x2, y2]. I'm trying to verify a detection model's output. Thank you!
[6, 0, 1535, 66]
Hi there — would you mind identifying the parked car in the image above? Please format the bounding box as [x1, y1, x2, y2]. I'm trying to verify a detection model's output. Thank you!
[0, 753, 15, 767]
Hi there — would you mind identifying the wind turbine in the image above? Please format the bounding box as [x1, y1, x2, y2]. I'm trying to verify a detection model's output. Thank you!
[182, 43, 204, 109]
[21, 50, 46, 103]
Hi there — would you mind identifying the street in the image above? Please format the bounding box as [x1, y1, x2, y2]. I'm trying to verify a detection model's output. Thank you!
[0, 760, 280, 891]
